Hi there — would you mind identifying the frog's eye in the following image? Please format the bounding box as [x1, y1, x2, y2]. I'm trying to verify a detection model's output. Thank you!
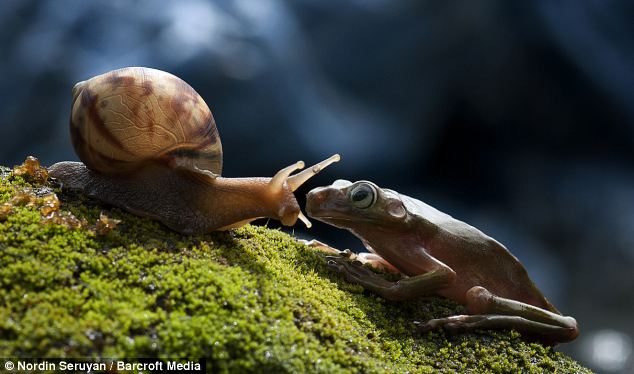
[350, 183, 377, 209]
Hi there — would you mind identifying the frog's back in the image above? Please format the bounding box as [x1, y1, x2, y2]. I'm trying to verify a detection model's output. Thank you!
[401, 195, 559, 313]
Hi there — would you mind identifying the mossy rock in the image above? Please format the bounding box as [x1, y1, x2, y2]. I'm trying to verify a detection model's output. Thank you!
[0, 164, 592, 373]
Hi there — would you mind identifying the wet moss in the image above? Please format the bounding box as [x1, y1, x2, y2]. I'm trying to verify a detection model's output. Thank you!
[0, 164, 592, 373]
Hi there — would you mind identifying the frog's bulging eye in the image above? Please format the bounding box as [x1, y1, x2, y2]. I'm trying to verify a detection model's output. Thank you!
[350, 183, 376, 209]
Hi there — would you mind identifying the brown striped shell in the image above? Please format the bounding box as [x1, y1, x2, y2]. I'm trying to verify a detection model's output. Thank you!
[69, 67, 222, 177]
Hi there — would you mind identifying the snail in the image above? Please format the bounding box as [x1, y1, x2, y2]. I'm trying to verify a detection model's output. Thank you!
[48, 67, 340, 234]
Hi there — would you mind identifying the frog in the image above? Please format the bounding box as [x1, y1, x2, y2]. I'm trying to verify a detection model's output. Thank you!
[304, 179, 579, 344]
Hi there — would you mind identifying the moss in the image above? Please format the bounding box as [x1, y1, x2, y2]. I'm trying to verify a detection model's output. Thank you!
[0, 164, 592, 373]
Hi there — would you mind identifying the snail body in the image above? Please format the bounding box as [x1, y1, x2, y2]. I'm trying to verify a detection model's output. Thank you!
[49, 67, 339, 234]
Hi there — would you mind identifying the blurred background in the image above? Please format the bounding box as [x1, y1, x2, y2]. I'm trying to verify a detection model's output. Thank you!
[1, 0, 632, 370]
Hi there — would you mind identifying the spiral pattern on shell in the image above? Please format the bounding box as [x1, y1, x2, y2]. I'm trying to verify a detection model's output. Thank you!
[69, 67, 222, 176]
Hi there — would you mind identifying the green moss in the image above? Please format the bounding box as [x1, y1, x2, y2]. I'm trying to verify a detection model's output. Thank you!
[0, 165, 592, 373]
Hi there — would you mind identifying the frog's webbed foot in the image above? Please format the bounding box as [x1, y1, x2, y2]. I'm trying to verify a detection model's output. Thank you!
[418, 315, 499, 333]
[419, 286, 579, 344]
[326, 256, 385, 284]
[302, 239, 400, 273]
[418, 314, 577, 344]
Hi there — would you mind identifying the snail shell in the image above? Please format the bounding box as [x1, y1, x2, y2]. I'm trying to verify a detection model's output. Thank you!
[70, 67, 222, 177]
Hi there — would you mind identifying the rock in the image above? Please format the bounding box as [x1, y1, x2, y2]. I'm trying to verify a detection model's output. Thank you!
[0, 164, 592, 373]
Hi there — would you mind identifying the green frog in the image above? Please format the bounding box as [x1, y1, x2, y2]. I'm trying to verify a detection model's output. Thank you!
[304, 180, 578, 344]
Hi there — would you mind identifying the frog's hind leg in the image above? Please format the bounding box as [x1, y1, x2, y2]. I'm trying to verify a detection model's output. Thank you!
[419, 286, 579, 343]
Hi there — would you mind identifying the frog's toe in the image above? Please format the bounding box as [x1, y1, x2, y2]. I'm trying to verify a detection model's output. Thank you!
[300, 239, 344, 255]
[326, 257, 357, 282]
[326, 256, 354, 272]
[325, 256, 375, 283]
[326, 256, 345, 271]
[341, 249, 354, 258]
[417, 321, 436, 333]
[420, 315, 494, 335]
[418, 318, 446, 333]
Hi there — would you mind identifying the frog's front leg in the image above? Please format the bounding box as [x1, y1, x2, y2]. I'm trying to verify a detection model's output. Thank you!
[299, 239, 343, 255]
[419, 286, 579, 343]
[327, 256, 456, 301]
[300, 239, 400, 273]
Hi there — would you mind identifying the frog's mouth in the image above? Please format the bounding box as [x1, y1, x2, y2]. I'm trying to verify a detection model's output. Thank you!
[306, 214, 358, 230]
[309, 214, 386, 230]
[305, 193, 376, 228]
[306, 194, 341, 224]
[308, 214, 353, 224]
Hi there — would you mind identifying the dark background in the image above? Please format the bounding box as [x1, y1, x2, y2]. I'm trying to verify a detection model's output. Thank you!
[1, 1, 632, 371]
